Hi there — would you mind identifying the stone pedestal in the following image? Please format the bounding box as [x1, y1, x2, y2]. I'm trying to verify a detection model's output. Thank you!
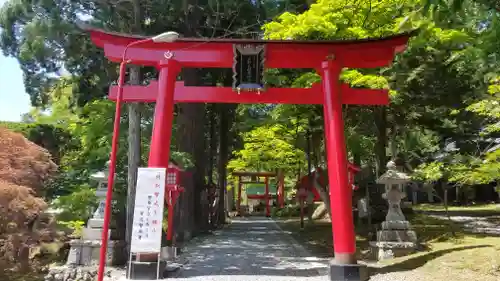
[66, 215, 115, 266]
[161, 246, 178, 261]
[128, 261, 167, 280]
[67, 239, 116, 266]
[369, 220, 417, 260]
[328, 262, 369, 281]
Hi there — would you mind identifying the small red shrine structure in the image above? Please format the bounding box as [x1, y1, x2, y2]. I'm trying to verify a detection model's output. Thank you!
[84, 25, 414, 281]
[165, 162, 184, 245]
[298, 163, 361, 203]
[232, 171, 284, 217]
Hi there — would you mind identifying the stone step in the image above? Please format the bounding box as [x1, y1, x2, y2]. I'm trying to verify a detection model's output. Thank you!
[376, 230, 417, 243]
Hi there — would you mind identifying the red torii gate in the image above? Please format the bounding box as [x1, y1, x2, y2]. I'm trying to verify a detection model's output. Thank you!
[232, 171, 283, 217]
[85, 25, 414, 281]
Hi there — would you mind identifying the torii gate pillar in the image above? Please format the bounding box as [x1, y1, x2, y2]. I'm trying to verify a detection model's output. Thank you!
[322, 59, 359, 273]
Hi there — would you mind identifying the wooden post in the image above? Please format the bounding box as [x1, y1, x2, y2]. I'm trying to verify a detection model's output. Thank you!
[265, 177, 270, 217]
[237, 176, 242, 216]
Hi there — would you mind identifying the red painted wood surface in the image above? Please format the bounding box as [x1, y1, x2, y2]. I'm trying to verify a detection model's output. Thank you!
[322, 60, 356, 255]
[108, 81, 389, 105]
[246, 194, 277, 200]
[87, 28, 414, 69]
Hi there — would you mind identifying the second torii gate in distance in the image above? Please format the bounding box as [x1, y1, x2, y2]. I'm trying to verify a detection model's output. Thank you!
[232, 171, 285, 217]
[86, 25, 414, 281]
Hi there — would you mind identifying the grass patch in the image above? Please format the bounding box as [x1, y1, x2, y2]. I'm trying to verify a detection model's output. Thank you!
[414, 203, 500, 216]
[276, 213, 500, 280]
[276, 218, 372, 259]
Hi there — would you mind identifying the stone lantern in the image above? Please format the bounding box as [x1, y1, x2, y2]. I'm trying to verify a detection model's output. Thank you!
[369, 161, 417, 260]
[89, 161, 110, 221]
[66, 161, 117, 266]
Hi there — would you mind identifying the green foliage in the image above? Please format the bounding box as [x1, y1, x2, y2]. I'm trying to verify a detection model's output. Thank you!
[263, 0, 420, 40]
[260, 0, 499, 195]
[0, 121, 74, 164]
[228, 124, 306, 174]
[0, 121, 31, 133]
[413, 161, 445, 182]
[58, 220, 86, 238]
[466, 76, 500, 135]
[51, 186, 98, 222]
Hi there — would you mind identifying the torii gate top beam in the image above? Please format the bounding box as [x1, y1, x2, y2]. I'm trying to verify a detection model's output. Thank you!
[86, 26, 416, 69]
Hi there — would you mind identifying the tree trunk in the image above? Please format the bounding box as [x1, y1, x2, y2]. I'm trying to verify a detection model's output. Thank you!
[374, 107, 388, 177]
[208, 105, 216, 184]
[126, 100, 141, 246]
[177, 102, 206, 233]
[217, 104, 234, 225]
[177, 67, 207, 235]
[306, 129, 314, 223]
[206, 106, 216, 228]
[177, 1, 208, 235]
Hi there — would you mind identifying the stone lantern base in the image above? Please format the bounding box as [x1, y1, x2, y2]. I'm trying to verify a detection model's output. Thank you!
[369, 220, 417, 260]
[66, 240, 119, 266]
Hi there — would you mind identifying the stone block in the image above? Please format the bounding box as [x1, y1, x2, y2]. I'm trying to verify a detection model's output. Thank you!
[369, 241, 416, 261]
[81, 228, 109, 240]
[160, 246, 177, 261]
[95, 189, 107, 197]
[87, 218, 104, 228]
[66, 242, 82, 265]
[67, 240, 116, 266]
[376, 230, 417, 243]
[80, 245, 93, 266]
[381, 220, 412, 230]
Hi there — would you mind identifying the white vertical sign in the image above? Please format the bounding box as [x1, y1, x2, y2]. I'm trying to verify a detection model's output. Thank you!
[130, 167, 166, 253]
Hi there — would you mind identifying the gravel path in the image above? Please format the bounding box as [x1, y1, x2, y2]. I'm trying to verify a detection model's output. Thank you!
[106, 215, 489, 281]
[172, 216, 330, 281]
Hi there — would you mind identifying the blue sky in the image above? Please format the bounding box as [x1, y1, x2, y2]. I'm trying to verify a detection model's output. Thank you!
[0, 0, 31, 122]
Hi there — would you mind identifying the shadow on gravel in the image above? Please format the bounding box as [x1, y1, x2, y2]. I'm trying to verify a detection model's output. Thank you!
[372, 244, 492, 274]
[172, 217, 327, 278]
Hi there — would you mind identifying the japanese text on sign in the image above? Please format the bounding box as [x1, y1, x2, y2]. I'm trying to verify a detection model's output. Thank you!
[130, 167, 166, 253]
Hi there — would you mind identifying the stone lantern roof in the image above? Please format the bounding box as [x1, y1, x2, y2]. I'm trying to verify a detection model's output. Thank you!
[376, 161, 411, 185]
